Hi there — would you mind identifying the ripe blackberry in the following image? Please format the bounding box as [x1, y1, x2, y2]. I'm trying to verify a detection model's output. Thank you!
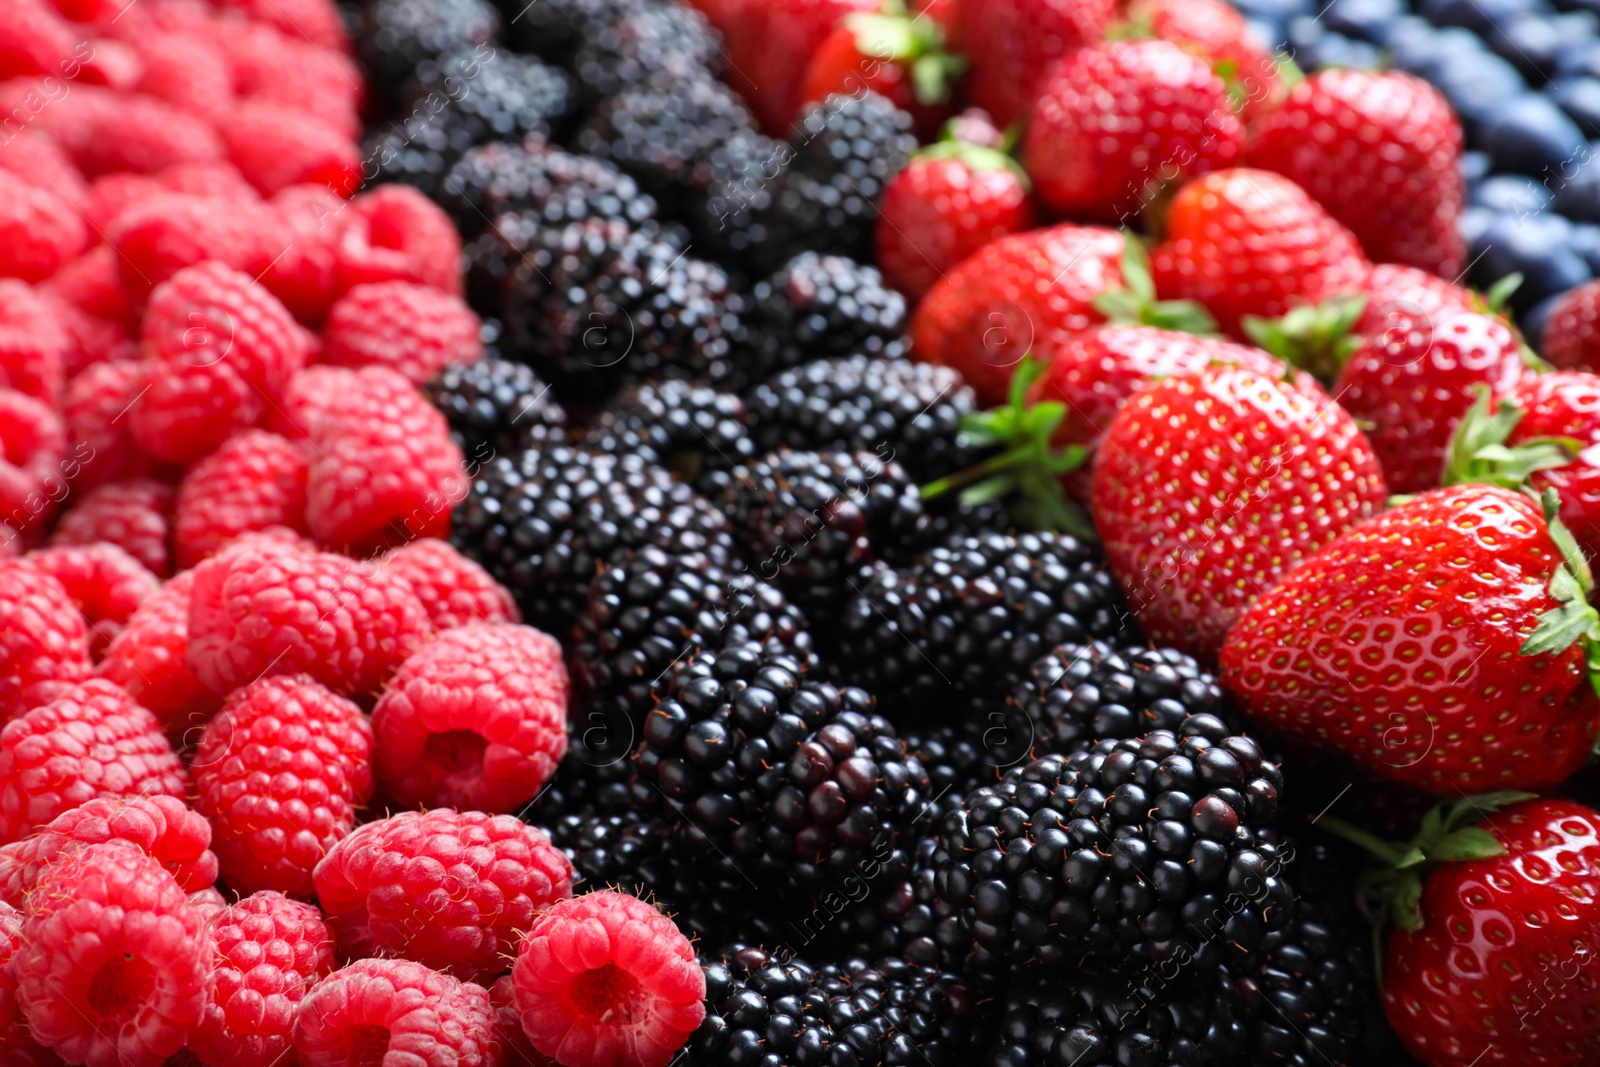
[746, 356, 978, 484]
[501, 0, 632, 61]
[359, 0, 499, 111]
[763, 92, 917, 267]
[712, 449, 931, 613]
[449, 446, 733, 632]
[581, 379, 754, 491]
[423, 357, 567, 462]
[441, 141, 657, 239]
[742, 254, 909, 388]
[990, 968, 1247, 1067]
[462, 210, 551, 319]
[693, 129, 790, 270]
[933, 720, 1292, 983]
[362, 123, 471, 202]
[833, 532, 1132, 712]
[522, 741, 635, 824]
[1011, 642, 1242, 760]
[569, 2, 722, 108]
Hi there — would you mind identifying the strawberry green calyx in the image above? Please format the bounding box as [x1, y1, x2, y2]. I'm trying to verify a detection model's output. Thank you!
[911, 140, 1030, 188]
[1241, 293, 1368, 384]
[1093, 236, 1218, 336]
[920, 355, 1093, 537]
[1440, 387, 1579, 492]
[1521, 489, 1600, 692]
[1480, 272, 1522, 317]
[843, 11, 966, 107]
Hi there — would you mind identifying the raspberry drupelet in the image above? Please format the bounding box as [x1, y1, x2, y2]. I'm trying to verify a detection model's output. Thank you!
[50, 479, 175, 578]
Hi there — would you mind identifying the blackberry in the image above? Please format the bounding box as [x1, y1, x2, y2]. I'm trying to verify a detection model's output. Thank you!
[358, 0, 499, 112]
[746, 356, 978, 484]
[362, 123, 469, 201]
[832, 533, 1133, 712]
[933, 720, 1293, 982]
[569, 544, 813, 740]
[741, 254, 909, 389]
[581, 379, 754, 491]
[442, 141, 657, 239]
[568, 1, 722, 108]
[1011, 642, 1242, 761]
[989, 968, 1247, 1067]
[762, 92, 917, 267]
[712, 450, 932, 613]
[692, 128, 791, 271]
[449, 446, 732, 632]
[423, 358, 567, 461]
[574, 73, 762, 217]
[500, 0, 632, 62]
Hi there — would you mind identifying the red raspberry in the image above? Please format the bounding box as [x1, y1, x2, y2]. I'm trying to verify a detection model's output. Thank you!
[261, 184, 343, 326]
[219, 0, 348, 52]
[42, 245, 139, 328]
[186, 542, 433, 698]
[333, 185, 463, 297]
[230, 24, 361, 138]
[0, 678, 187, 842]
[96, 569, 214, 736]
[127, 356, 259, 466]
[221, 100, 361, 198]
[193, 674, 373, 898]
[264, 365, 354, 440]
[0, 279, 66, 408]
[0, 0, 77, 80]
[157, 161, 262, 203]
[130, 30, 234, 124]
[0, 794, 217, 908]
[1543, 278, 1600, 372]
[305, 366, 466, 555]
[292, 958, 498, 1067]
[512, 890, 706, 1067]
[140, 260, 309, 402]
[0, 387, 68, 537]
[0, 563, 90, 721]
[61, 360, 163, 490]
[42, 86, 224, 178]
[312, 809, 573, 981]
[43, 296, 139, 378]
[0, 897, 19, 1032]
[108, 193, 287, 299]
[0, 169, 87, 283]
[323, 282, 483, 385]
[22, 543, 160, 655]
[381, 538, 518, 630]
[83, 171, 162, 236]
[50, 478, 174, 578]
[0, 131, 87, 205]
[187, 891, 338, 1067]
[174, 430, 309, 570]
[14, 841, 211, 1067]
[491, 975, 560, 1067]
[372, 623, 566, 813]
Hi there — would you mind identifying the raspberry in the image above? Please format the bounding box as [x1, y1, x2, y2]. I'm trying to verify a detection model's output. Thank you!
[305, 366, 466, 555]
[186, 542, 433, 699]
[0, 0, 76, 80]
[187, 891, 338, 1067]
[292, 958, 498, 1067]
[219, 0, 348, 52]
[322, 282, 483, 385]
[42, 86, 224, 178]
[127, 356, 259, 466]
[0, 131, 87, 203]
[0, 897, 19, 1031]
[380, 538, 518, 630]
[0, 387, 68, 537]
[14, 842, 211, 1067]
[129, 29, 235, 124]
[174, 430, 309, 570]
[312, 809, 573, 981]
[231, 27, 361, 138]
[0, 278, 67, 408]
[372, 623, 567, 812]
[50, 478, 174, 578]
[108, 193, 287, 299]
[44, 296, 138, 378]
[84, 172, 161, 236]
[490, 976, 561, 1067]
[194, 675, 374, 897]
[0, 678, 187, 842]
[140, 261, 309, 402]
[0, 794, 217, 908]
[0, 564, 90, 722]
[157, 161, 262, 203]
[42, 245, 138, 327]
[260, 184, 343, 326]
[96, 569, 213, 736]
[22, 543, 160, 655]
[221, 100, 362, 197]
[62, 360, 162, 490]
[333, 185, 463, 297]
[511, 890, 706, 1067]
[0, 169, 86, 282]
[264, 364, 353, 440]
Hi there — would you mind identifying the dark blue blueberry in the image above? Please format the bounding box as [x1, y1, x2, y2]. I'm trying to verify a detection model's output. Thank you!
[1432, 51, 1531, 125]
[1477, 93, 1588, 174]
[1471, 173, 1555, 214]
[1321, 0, 1407, 42]
[1556, 37, 1600, 80]
[1523, 291, 1567, 350]
[1461, 150, 1494, 183]
[1245, 16, 1286, 48]
[1551, 76, 1600, 136]
[1388, 20, 1485, 78]
[1470, 211, 1591, 311]
[1551, 143, 1600, 218]
[1460, 205, 1498, 245]
[1421, 0, 1552, 33]
[1231, 0, 1317, 19]
[1569, 221, 1600, 272]
[1492, 14, 1584, 82]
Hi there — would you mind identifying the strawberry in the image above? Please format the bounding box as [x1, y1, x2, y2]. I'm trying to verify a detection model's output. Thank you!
[1247, 69, 1466, 279]
[952, 0, 1116, 129]
[874, 135, 1036, 302]
[798, 9, 965, 140]
[1541, 278, 1600, 372]
[1091, 363, 1387, 660]
[1333, 305, 1535, 495]
[743, 0, 879, 136]
[1125, 0, 1286, 122]
[1021, 39, 1242, 224]
[1220, 484, 1600, 793]
[1152, 168, 1372, 338]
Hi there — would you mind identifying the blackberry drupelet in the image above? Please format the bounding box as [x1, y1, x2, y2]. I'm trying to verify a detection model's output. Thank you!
[762, 92, 917, 267]
[581, 379, 754, 491]
[423, 358, 567, 461]
[448, 445, 733, 632]
[712, 450, 931, 613]
[832, 532, 1132, 712]
[746, 356, 978, 484]
[358, 0, 498, 111]
[934, 719, 1292, 982]
[569, 1, 722, 108]
[1011, 641, 1242, 761]
[989, 968, 1247, 1067]
[742, 255, 909, 388]
[442, 141, 657, 239]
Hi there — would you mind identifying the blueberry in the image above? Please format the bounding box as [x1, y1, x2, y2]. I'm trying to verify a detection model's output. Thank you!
[1230, 0, 1317, 19]
[1460, 205, 1498, 245]
[1321, 0, 1406, 42]
[1432, 52, 1529, 126]
[1471, 174, 1555, 214]
[1470, 211, 1591, 310]
[1478, 93, 1587, 174]
[1551, 76, 1600, 136]
[1523, 291, 1567, 350]
[1551, 143, 1600, 217]
[1422, 0, 1552, 33]
[1492, 15, 1572, 82]
[1389, 21, 1485, 78]
[1461, 150, 1495, 183]
[1569, 221, 1600, 272]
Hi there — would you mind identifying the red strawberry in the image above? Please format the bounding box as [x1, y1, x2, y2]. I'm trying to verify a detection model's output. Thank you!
[1091, 363, 1387, 660]
[1152, 169, 1371, 338]
[1126, 0, 1286, 122]
[743, 0, 879, 135]
[952, 0, 1116, 129]
[1333, 305, 1534, 494]
[1022, 39, 1242, 224]
[1541, 277, 1600, 371]
[1221, 484, 1600, 793]
[1247, 69, 1465, 278]
[875, 138, 1036, 302]
[798, 10, 964, 140]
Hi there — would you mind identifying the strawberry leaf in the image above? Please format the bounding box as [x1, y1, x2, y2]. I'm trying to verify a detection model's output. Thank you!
[1092, 233, 1219, 335]
[1429, 828, 1507, 863]
[1241, 294, 1368, 383]
[1441, 388, 1578, 491]
[1483, 272, 1523, 314]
